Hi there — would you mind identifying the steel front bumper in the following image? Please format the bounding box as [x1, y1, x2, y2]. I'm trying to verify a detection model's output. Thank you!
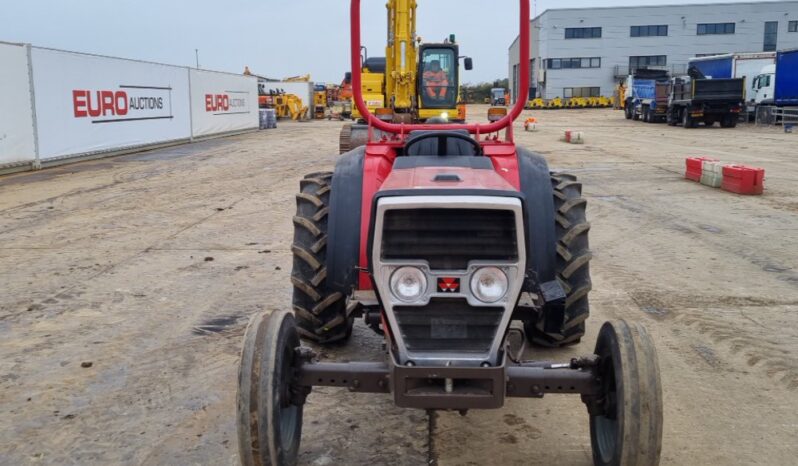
[295, 353, 600, 410]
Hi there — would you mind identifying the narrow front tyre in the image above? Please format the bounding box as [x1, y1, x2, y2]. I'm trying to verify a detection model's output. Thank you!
[589, 320, 663, 466]
[237, 311, 304, 466]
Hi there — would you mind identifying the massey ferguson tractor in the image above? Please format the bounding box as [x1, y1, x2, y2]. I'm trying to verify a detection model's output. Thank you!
[237, 1, 663, 465]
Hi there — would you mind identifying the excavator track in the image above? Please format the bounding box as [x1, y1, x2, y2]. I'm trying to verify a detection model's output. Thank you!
[339, 124, 352, 154]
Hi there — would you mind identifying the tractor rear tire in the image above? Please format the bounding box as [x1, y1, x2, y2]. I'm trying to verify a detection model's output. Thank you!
[526, 173, 592, 347]
[291, 172, 354, 345]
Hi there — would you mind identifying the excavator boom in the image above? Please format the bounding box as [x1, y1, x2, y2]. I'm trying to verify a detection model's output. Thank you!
[385, 0, 417, 111]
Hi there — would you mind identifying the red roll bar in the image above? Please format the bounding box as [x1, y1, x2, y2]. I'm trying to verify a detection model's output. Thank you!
[350, 0, 530, 135]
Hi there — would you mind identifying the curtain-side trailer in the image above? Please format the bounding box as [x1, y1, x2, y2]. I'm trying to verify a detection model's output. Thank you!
[689, 53, 776, 113]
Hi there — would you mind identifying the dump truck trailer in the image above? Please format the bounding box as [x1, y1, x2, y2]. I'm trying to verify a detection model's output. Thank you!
[689, 52, 775, 113]
[624, 69, 669, 121]
[638, 81, 670, 123]
[667, 76, 744, 128]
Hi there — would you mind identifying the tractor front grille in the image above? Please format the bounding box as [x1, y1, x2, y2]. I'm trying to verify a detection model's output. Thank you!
[394, 299, 504, 354]
[381, 208, 518, 270]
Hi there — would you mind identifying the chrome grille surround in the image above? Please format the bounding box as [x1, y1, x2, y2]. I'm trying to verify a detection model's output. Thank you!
[372, 196, 526, 367]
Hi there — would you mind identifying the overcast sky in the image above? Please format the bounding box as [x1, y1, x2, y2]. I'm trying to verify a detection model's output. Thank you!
[2, 0, 768, 84]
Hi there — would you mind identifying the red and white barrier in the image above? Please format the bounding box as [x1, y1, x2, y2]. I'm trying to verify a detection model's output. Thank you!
[563, 130, 584, 144]
[685, 157, 765, 195]
[722, 165, 765, 195]
[685, 157, 718, 182]
[699, 161, 723, 188]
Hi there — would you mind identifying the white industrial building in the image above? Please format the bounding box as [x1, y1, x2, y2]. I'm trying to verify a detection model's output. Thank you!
[508, 1, 798, 101]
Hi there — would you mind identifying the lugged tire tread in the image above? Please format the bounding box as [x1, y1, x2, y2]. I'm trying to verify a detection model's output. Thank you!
[291, 172, 353, 345]
[526, 172, 592, 347]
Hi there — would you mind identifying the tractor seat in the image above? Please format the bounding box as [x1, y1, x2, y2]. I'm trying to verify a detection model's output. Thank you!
[404, 130, 481, 156]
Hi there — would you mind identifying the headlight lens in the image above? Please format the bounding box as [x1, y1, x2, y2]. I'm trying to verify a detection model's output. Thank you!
[470, 267, 508, 303]
[390, 267, 427, 302]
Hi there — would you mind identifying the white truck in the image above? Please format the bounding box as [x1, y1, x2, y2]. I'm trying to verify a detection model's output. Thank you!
[688, 52, 776, 113]
[750, 49, 798, 111]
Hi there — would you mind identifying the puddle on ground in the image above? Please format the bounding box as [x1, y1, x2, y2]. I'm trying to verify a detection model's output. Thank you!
[192, 315, 245, 336]
[699, 224, 722, 233]
[763, 264, 790, 273]
[122, 139, 234, 162]
[692, 344, 721, 368]
[641, 305, 669, 318]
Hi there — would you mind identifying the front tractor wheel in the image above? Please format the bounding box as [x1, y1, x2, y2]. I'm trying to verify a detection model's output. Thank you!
[291, 172, 354, 345]
[526, 173, 592, 347]
[237, 311, 304, 466]
[589, 320, 663, 466]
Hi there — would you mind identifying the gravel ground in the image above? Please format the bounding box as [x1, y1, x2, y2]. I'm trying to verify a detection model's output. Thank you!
[1, 106, 796, 465]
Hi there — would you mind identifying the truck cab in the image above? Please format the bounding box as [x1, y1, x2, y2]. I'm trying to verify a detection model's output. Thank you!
[751, 64, 776, 106]
[490, 88, 507, 106]
[624, 69, 670, 121]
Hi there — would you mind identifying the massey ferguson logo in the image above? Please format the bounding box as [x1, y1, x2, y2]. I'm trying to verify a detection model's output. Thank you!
[437, 277, 460, 293]
[205, 92, 249, 115]
[72, 85, 173, 123]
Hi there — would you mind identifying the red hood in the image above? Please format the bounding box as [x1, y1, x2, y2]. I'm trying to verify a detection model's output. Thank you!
[379, 165, 517, 192]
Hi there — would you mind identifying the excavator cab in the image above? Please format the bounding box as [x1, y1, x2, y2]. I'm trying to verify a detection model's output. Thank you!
[418, 44, 460, 118]
[419, 46, 456, 108]
[340, 4, 475, 152]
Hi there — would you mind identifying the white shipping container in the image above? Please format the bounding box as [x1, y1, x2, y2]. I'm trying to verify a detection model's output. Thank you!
[0, 42, 36, 166]
[30, 47, 192, 161]
[190, 69, 258, 138]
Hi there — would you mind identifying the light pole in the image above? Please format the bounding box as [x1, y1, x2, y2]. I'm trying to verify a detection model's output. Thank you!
[195, 49, 200, 69]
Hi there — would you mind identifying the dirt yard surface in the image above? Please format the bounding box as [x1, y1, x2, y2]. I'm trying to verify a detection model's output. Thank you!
[1, 106, 796, 465]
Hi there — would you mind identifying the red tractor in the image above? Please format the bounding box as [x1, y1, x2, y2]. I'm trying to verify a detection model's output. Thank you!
[237, 1, 663, 465]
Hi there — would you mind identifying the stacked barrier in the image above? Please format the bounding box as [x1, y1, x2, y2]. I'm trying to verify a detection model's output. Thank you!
[685, 157, 765, 195]
[722, 165, 765, 195]
[562, 130, 585, 144]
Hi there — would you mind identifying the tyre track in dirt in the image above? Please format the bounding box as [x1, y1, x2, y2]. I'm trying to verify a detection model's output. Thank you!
[0, 120, 430, 466]
[581, 166, 798, 391]
[2, 109, 798, 465]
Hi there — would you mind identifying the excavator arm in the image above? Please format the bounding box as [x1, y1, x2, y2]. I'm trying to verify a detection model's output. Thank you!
[385, 0, 417, 112]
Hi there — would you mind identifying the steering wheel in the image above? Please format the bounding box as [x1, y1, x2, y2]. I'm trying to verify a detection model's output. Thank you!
[403, 131, 483, 156]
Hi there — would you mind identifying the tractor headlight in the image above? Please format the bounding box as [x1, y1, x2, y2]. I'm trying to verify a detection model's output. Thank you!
[440, 112, 449, 120]
[390, 267, 427, 302]
[470, 267, 508, 303]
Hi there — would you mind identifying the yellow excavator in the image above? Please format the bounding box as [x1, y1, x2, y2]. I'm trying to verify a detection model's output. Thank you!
[340, 0, 472, 153]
